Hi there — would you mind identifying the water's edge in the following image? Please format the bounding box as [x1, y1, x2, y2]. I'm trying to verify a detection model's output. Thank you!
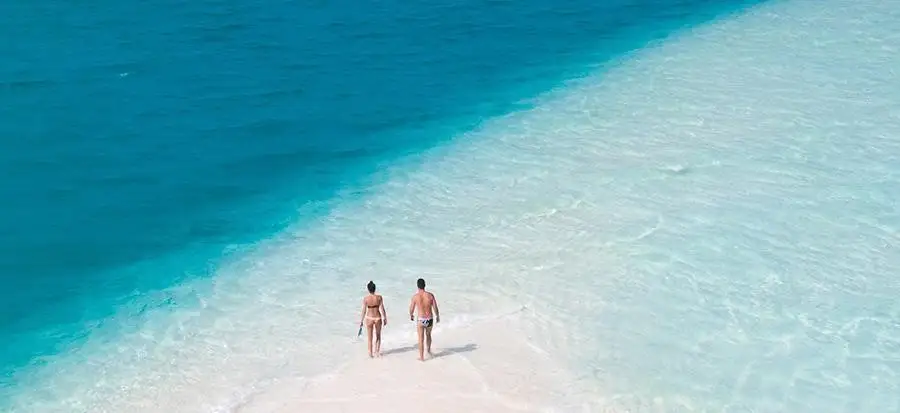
[0, 0, 766, 388]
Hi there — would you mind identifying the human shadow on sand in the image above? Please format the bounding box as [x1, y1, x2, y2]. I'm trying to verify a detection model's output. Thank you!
[432, 343, 478, 359]
[380, 343, 478, 358]
[380, 345, 418, 356]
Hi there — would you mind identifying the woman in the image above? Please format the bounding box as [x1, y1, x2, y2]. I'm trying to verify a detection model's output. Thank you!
[359, 280, 387, 357]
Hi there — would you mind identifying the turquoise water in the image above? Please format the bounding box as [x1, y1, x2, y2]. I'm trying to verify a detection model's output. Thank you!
[0, 0, 762, 381]
[8, 1, 900, 412]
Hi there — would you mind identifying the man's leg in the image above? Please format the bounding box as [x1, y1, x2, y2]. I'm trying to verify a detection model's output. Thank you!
[416, 324, 425, 361]
[425, 325, 433, 357]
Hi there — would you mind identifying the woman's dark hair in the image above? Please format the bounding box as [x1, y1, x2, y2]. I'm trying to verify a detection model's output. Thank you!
[367, 281, 376, 293]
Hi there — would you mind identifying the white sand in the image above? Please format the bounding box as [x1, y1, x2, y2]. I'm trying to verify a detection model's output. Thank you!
[235, 311, 604, 413]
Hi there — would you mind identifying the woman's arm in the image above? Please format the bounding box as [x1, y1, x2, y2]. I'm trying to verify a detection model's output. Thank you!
[380, 297, 388, 326]
[359, 299, 366, 327]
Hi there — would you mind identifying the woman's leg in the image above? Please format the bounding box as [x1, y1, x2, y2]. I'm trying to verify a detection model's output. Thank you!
[366, 320, 374, 358]
[374, 321, 383, 356]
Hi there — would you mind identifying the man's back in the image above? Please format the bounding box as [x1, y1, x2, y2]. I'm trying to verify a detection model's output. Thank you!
[409, 278, 440, 361]
[412, 291, 435, 319]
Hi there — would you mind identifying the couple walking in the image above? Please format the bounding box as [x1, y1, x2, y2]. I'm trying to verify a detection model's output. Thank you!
[359, 278, 440, 361]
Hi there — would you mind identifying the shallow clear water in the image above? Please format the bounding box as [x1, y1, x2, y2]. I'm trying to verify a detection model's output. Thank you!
[3, 0, 899, 411]
[0, 0, 760, 380]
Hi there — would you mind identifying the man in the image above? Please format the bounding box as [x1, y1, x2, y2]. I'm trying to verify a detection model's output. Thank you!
[408, 278, 440, 361]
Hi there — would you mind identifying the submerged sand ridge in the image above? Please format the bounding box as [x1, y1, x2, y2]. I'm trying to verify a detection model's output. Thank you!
[234, 309, 610, 413]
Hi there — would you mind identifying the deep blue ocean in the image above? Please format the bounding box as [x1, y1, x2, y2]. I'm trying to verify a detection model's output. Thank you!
[1, 0, 763, 385]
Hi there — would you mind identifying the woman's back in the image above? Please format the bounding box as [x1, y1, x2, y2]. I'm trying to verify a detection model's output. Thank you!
[364, 294, 382, 317]
[360, 281, 386, 358]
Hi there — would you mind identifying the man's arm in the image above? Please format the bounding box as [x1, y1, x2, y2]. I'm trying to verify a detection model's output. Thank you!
[431, 293, 440, 323]
[409, 295, 416, 321]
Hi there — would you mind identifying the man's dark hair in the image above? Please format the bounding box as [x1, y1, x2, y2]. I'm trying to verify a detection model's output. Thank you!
[416, 278, 426, 289]
[367, 281, 376, 293]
